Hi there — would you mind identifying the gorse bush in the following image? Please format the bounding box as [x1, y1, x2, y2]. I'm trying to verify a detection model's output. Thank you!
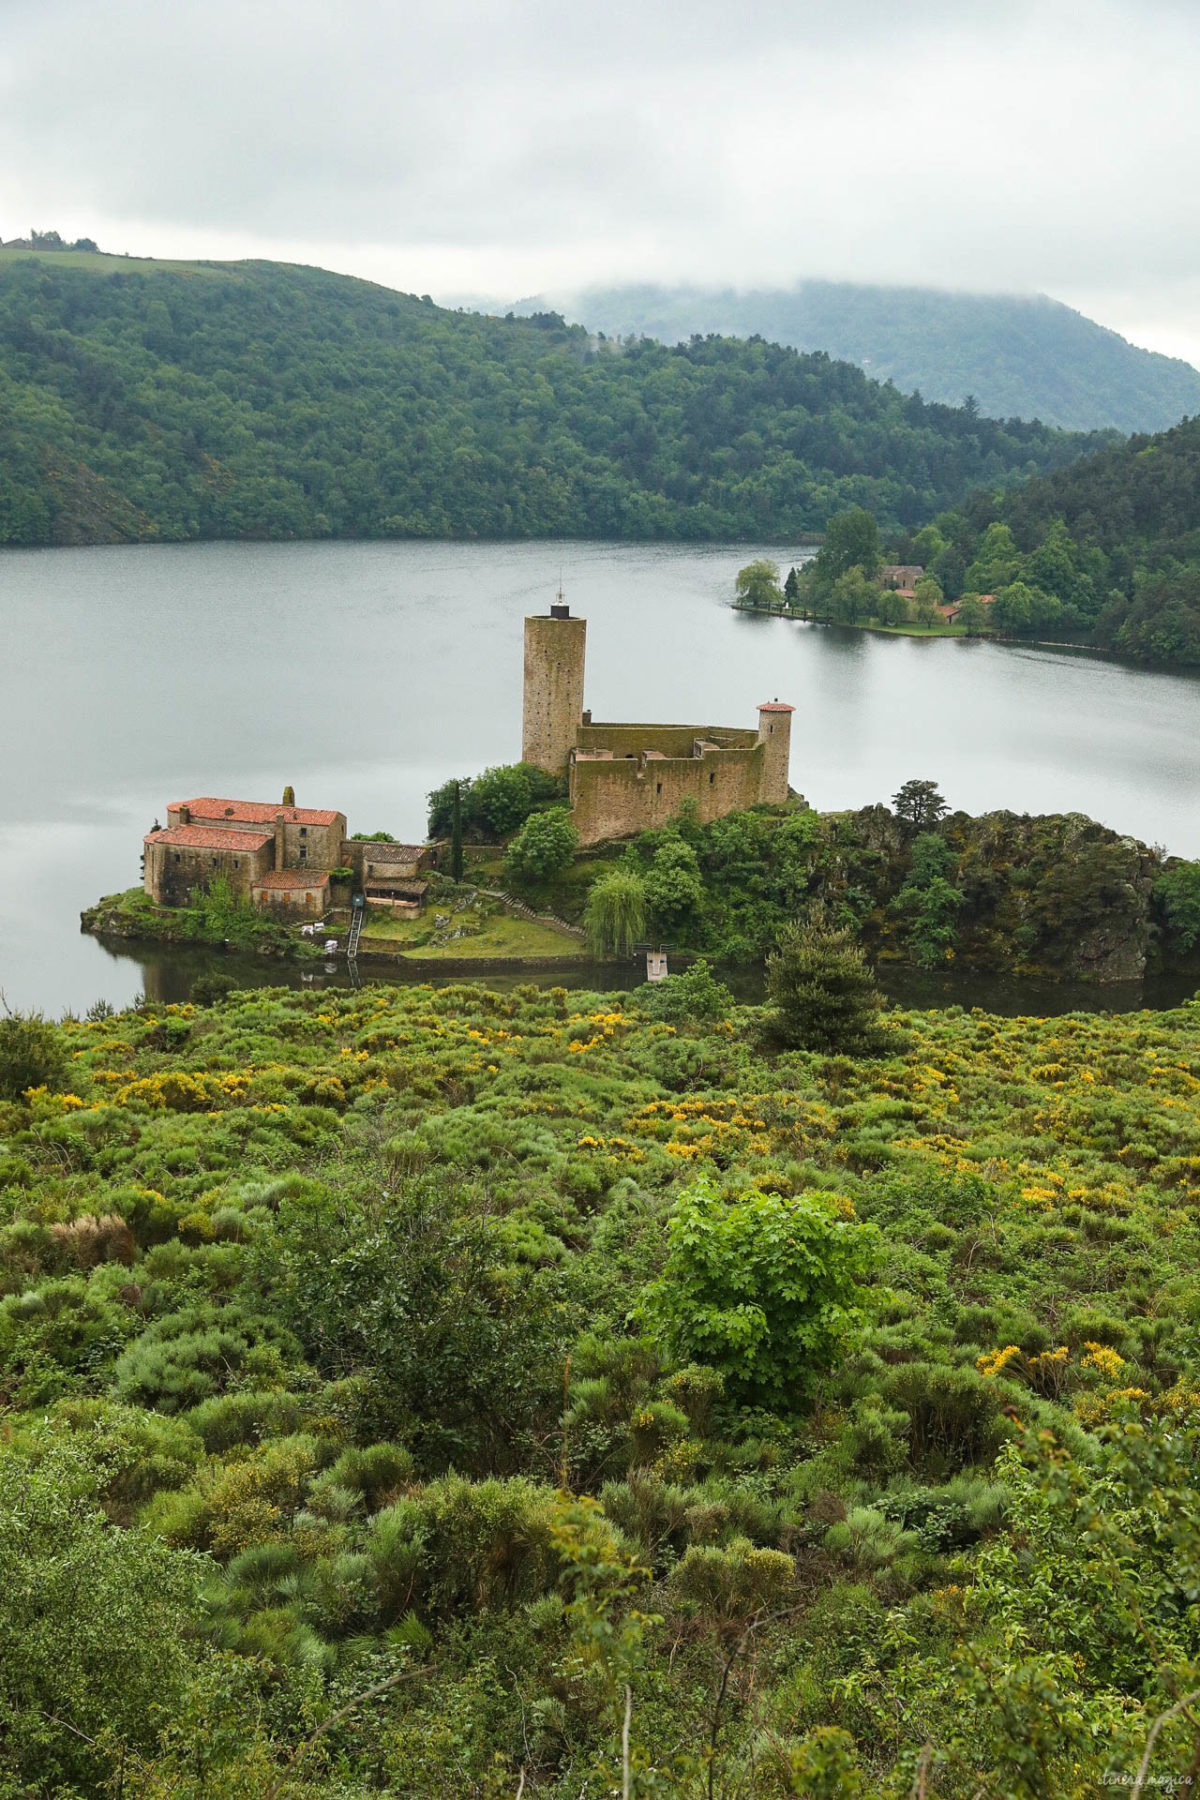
[0, 1010, 68, 1100]
[0, 977, 1199, 1792]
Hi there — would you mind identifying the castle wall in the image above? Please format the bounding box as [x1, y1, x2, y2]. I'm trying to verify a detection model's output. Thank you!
[523, 614, 586, 774]
[570, 744, 766, 845]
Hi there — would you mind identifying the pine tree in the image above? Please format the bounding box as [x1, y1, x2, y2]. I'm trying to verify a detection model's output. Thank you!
[766, 916, 886, 1053]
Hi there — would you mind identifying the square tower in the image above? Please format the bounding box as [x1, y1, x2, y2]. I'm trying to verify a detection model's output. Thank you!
[522, 604, 587, 775]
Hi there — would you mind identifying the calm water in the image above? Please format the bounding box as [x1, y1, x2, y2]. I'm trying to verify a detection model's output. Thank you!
[3, 538, 1200, 1017]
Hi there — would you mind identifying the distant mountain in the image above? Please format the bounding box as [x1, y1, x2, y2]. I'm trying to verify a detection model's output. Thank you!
[0, 252, 1108, 547]
[512, 282, 1200, 435]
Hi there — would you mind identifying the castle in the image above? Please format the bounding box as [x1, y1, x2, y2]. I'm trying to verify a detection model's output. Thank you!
[522, 603, 793, 844]
[141, 606, 792, 915]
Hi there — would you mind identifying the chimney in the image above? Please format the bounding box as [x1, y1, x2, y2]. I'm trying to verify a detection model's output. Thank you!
[178, 804, 191, 825]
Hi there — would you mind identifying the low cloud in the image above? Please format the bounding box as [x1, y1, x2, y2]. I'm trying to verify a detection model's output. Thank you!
[1, 0, 1197, 361]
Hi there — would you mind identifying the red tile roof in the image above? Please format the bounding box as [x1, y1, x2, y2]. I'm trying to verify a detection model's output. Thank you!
[757, 702, 795, 714]
[145, 826, 274, 852]
[171, 798, 343, 826]
[253, 869, 333, 889]
[360, 842, 427, 863]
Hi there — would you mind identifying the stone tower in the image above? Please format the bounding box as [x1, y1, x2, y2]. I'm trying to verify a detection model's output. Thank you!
[756, 701, 795, 804]
[522, 603, 587, 775]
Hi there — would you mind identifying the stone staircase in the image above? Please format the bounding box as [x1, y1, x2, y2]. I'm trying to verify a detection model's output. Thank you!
[477, 888, 586, 942]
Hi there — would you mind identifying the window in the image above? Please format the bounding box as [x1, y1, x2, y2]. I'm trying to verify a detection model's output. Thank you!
[299, 845, 307, 862]
[656, 782, 662, 795]
[174, 853, 181, 864]
[300, 826, 308, 837]
[212, 857, 218, 866]
[709, 772, 716, 785]
[233, 859, 239, 868]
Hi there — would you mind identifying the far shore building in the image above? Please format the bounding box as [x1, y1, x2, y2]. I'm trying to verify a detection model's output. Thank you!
[522, 603, 794, 845]
[878, 564, 925, 590]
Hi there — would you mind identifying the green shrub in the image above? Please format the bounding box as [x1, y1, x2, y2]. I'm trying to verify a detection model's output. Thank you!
[0, 1012, 68, 1100]
[642, 1177, 877, 1406]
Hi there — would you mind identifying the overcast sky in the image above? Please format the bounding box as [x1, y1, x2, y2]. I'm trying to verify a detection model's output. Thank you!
[2, 0, 1198, 365]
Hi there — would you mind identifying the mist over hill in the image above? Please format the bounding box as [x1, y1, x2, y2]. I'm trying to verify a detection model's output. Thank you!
[511, 282, 1200, 435]
[0, 252, 1108, 548]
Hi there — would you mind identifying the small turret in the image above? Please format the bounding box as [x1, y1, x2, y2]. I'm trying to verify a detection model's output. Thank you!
[756, 700, 794, 804]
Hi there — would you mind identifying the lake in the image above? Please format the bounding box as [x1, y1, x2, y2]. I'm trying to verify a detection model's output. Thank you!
[3, 538, 1200, 1017]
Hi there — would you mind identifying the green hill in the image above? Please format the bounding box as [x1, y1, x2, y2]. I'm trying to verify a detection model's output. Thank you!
[0, 252, 1107, 546]
[523, 280, 1200, 434]
[881, 413, 1200, 665]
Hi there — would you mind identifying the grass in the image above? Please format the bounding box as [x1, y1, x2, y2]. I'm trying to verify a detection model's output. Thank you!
[0, 249, 230, 278]
[360, 907, 583, 960]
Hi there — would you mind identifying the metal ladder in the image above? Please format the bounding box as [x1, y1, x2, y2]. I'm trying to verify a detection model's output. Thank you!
[346, 903, 364, 959]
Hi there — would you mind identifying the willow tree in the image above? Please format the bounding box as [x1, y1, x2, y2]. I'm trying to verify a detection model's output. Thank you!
[585, 870, 647, 957]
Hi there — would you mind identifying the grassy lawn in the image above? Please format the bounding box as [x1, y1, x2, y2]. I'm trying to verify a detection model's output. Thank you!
[359, 907, 583, 960]
[864, 620, 968, 638]
[0, 249, 228, 277]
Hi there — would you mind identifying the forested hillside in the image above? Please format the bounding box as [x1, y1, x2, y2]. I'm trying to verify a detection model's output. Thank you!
[531, 280, 1200, 433]
[889, 413, 1200, 664]
[5, 977, 1200, 1794]
[0, 253, 1106, 546]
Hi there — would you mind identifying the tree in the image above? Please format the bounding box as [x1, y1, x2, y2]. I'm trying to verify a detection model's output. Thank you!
[765, 915, 887, 1053]
[1154, 861, 1200, 951]
[734, 559, 784, 611]
[641, 1176, 876, 1405]
[428, 765, 565, 841]
[450, 778, 464, 882]
[892, 778, 949, 831]
[956, 593, 990, 635]
[814, 508, 881, 585]
[874, 587, 910, 627]
[965, 521, 1023, 595]
[783, 566, 800, 607]
[829, 566, 880, 624]
[644, 835, 705, 937]
[585, 870, 647, 956]
[503, 807, 578, 888]
[895, 834, 965, 967]
[0, 1008, 67, 1100]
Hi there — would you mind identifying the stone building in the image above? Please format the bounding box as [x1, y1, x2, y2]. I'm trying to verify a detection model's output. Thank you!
[144, 795, 347, 909]
[166, 798, 347, 871]
[143, 824, 275, 907]
[521, 606, 794, 846]
[250, 869, 333, 913]
[340, 840, 438, 914]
